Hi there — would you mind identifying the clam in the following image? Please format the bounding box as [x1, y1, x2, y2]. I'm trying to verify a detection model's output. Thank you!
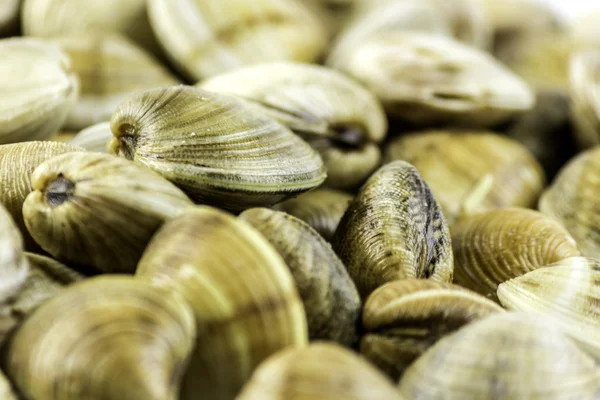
[539, 146, 600, 258]
[273, 188, 353, 242]
[0, 203, 29, 306]
[238, 343, 405, 400]
[569, 50, 600, 149]
[452, 208, 580, 301]
[428, 0, 492, 50]
[52, 33, 180, 130]
[328, 32, 534, 127]
[0, 370, 15, 399]
[384, 131, 546, 224]
[332, 161, 453, 298]
[21, 0, 160, 55]
[0, 38, 79, 144]
[68, 121, 112, 152]
[0, 141, 85, 251]
[361, 279, 503, 380]
[22, 152, 193, 273]
[0, 0, 19, 37]
[398, 313, 600, 400]
[136, 206, 307, 400]
[4, 276, 196, 400]
[146, 0, 327, 81]
[504, 89, 576, 180]
[199, 62, 387, 189]
[498, 257, 600, 359]
[239, 207, 361, 346]
[0, 252, 83, 345]
[109, 86, 326, 211]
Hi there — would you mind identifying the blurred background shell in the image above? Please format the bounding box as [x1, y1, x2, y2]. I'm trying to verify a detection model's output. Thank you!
[0, 38, 78, 144]
[398, 313, 600, 400]
[451, 208, 580, 301]
[136, 206, 308, 400]
[384, 131, 546, 224]
[360, 279, 503, 380]
[0, 0, 20, 37]
[21, 0, 161, 55]
[199, 62, 387, 189]
[569, 50, 600, 149]
[147, 0, 327, 81]
[51, 34, 180, 130]
[68, 121, 111, 152]
[539, 146, 600, 259]
[237, 343, 405, 400]
[0, 141, 85, 252]
[273, 188, 353, 242]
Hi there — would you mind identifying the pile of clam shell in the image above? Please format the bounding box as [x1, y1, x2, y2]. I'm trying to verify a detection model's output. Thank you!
[1, 0, 600, 398]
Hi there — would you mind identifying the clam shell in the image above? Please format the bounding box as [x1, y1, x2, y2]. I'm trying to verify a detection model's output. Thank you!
[361, 279, 503, 380]
[0, 0, 19, 37]
[239, 207, 361, 346]
[452, 208, 580, 301]
[238, 343, 405, 400]
[4, 276, 196, 400]
[428, 0, 492, 50]
[273, 188, 353, 242]
[539, 146, 600, 259]
[109, 86, 326, 212]
[136, 206, 307, 400]
[0, 370, 15, 399]
[569, 50, 600, 149]
[0, 38, 78, 143]
[22, 152, 193, 273]
[0, 203, 28, 304]
[384, 131, 546, 224]
[52, 34, 180, 130]
[0, 141, 85, 251]
[328, 32, 534, 127]
[498, 257, 600, 358]
[504, 89, 576, 180]
[199, 62, 387, 189]
[332, 161, 453, 298]
[398, 313, 600, 400]
[68, 121, 112, 152]
[21, 0, 160, 55]
[147, 0, 327, 81]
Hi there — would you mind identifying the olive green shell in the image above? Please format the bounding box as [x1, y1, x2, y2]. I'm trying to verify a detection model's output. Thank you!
[238, 343, 405, 400]
[273, 189, 353, 242]
[333, 161, 453, 298]
[0, 141, 85, 251]
[239, 207, 361, 346]
[136, 206, 307, 400]
[452, 208, 581, 301]
[4, 276, 196, 400]
[384, 131, 546, 224]
[398, 313, 600, 400]
[109, 86, 326, 212]
[361, 279, 503, 380]
[22, 152, 193, 273]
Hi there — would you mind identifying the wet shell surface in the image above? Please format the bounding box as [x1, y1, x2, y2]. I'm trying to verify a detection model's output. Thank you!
[4, 276, 196, 400]
[68, 121, 112, 153]
[199, 62, 388, 189]
[237, 343, 405, 400]
[452, 208, 581, 300]
[328, 32, 535, 127]
[498, 257, 600, 359]
[22, 152, 193, 273]
[273, 188, 353, 242]
[147, 0, 327, 80]
[52, 34, 180, 130]
[0, 38, 79, 144]
[136, 206, 307, 400]
[384, 131, 546, 224]
[539, 146, 600, 259]
[332, 161, 454, 298]
[0, 141, 85, 251]
[109, 86, 326, 212]
[398, 313, 600, 400]
[239, 207, 361, 346]
[361, 279, 503, 380]
[569, 50, 600, 149]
